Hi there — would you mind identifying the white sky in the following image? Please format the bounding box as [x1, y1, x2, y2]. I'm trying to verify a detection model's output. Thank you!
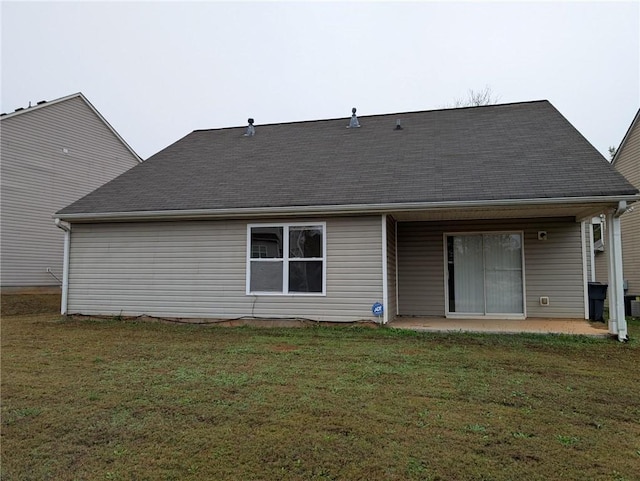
[2, 1, 639, 160]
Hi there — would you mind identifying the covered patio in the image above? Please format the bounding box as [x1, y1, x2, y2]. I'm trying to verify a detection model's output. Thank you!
[389, 316, 610, 336]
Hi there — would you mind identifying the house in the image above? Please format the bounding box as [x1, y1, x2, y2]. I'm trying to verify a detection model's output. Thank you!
[0, 93, 141, 290]
[54, 101, 639, 340]
[613, 109, 640, 297]
[589, 109, 640, 304]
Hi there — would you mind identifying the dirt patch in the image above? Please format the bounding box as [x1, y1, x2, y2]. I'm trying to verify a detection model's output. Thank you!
[1, 293, 61, 317]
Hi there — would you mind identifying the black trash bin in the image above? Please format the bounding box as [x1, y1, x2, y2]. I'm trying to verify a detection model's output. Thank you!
[588, 282, 608, 322]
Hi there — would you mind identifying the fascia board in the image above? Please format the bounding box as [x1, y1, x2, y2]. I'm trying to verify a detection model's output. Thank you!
[55, 194, 640, 223]
[0, 92, 83, 120]
[612, 108, 640, 166]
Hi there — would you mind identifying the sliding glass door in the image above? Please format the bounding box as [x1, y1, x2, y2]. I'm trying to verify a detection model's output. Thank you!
[447, 233, 524, 316]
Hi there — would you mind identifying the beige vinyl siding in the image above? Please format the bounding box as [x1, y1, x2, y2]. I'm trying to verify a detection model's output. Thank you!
[397, 218, 585, 318]
[1, 96, 139, 287]
[594, 251, 609, 284]
[67, 216, 383, 322]
[615, 119, 640, 293]
[386, 215, 397, 321]
[397, 222, 445, 316]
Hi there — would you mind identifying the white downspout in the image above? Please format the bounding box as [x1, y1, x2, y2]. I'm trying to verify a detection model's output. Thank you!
[54, 219, 71, 315]
[606, 201, 629, 342]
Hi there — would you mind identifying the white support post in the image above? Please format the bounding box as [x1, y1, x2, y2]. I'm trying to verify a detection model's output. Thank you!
[581, 221, 589, 320]
[381, 214, 389, 324]
[605, 212, 628, 341]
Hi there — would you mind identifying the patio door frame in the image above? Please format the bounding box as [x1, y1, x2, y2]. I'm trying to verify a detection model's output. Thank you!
[443, 231, 527, 319]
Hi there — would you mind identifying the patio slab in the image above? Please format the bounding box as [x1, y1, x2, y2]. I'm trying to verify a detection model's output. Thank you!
[388, 317, 610, 336]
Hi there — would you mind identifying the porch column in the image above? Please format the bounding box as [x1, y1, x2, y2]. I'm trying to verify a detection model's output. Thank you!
[605, 210, 628, 341]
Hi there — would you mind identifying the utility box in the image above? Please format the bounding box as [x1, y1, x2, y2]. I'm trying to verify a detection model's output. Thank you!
[631, 300, 640, 318]
[588, 282, 608, 322]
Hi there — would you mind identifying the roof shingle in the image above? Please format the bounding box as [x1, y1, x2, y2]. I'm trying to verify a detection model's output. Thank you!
[57, 100, 638, 216]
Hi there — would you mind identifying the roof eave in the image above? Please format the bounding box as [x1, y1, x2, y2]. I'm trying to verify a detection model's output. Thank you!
[612, 108, 640, 166]
[55, 194, 640, 223]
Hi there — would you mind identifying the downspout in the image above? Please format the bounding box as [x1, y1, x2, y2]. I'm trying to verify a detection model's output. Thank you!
[54, 218, 71, 315]
[609, 201, 629, 342]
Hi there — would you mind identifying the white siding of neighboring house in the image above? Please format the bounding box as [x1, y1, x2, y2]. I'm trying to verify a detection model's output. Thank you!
[614, 117, 640, 294]
[397, 218, 586, 318]
[0, 95, 140, 287]
[66, 216, 384, 323]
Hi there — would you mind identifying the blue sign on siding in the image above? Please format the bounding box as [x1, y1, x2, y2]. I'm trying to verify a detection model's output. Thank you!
[372, 302, 384, 317]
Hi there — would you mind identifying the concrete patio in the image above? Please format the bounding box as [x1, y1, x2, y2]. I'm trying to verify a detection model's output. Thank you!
[388, 317, 611, 336]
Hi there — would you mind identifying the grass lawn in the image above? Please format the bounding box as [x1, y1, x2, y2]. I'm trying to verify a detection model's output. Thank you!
[2, 295, 640, 480]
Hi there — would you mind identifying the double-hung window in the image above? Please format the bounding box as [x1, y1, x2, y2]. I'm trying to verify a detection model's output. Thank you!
[247, 223, 326, 295]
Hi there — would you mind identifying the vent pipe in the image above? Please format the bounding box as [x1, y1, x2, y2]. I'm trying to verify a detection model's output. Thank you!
[395, 119, 403, 130]
[244, 118, 255, 137]
[347, 108, 360, 128]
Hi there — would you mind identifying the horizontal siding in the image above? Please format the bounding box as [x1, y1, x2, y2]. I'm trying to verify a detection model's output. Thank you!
[594, 251, 608, 284]
[615, 121, 640, 292]
[67, 216, 383, 322]
[1, 96, 139, 286]
[397, 222, 445, 316]
[621, 208, 640, 292]
[386, 215, 397, 321]
[398, 218, 585, 318]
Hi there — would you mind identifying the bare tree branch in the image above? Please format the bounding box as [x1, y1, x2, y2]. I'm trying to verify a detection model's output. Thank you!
[450, 86, 501, 107]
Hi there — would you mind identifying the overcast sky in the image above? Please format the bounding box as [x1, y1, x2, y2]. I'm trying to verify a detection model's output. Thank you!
[2, 1, 638, 160]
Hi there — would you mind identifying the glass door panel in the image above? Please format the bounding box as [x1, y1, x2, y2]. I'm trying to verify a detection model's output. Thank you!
[448, 233, 523, 316]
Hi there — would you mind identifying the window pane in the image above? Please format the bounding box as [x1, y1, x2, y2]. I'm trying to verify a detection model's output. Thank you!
[484, 234, 523, 314]
[250, 261, 283, 292]
[451, 235, 485, 313]
[251, 227, 283, 258]
[289, 261, 323, 293]
[289, 227, 323, 258]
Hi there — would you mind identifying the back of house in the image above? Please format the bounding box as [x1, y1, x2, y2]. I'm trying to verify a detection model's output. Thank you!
[0, 93, 141, 290]
[54, 101, 639, 339]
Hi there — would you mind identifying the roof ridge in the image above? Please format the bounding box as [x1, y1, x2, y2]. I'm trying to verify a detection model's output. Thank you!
[193, 100, 551, 133]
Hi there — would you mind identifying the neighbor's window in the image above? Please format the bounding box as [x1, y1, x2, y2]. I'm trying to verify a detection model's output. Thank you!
[247, 223, 325, 295]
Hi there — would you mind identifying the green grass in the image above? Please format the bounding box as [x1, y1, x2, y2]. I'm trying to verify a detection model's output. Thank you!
[2, 297, 640, 480]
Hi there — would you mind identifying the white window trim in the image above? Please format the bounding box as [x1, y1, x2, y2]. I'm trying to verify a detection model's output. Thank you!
[443, 230, 527, 319]
[246, 222, 327, 296]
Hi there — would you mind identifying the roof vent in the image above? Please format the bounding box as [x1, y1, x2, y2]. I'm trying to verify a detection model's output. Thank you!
[244, 118, 255, 137]
[395, 119, 403, 130]
[37, 100, 47, 105]
[347, 107, 360, 128]
[14, 107, 24, 112]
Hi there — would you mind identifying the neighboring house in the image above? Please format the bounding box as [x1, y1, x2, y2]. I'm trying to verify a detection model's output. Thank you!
[613, 109, 640, 296]
[1, 93, 141, 290]
[590, 109, 640, 296]
[54, 101, 639, 340]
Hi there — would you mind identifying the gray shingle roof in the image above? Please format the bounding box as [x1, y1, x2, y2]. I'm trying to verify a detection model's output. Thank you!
[57, 100, 638, 216]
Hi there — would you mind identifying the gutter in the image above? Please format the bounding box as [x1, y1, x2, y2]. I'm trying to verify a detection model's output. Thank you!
[54, 219, 71, 315]
[55, 194, 640, 223]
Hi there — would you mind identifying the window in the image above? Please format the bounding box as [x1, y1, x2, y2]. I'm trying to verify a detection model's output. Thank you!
[592, 218, 605, 252]
[247, 223, 326, 295]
